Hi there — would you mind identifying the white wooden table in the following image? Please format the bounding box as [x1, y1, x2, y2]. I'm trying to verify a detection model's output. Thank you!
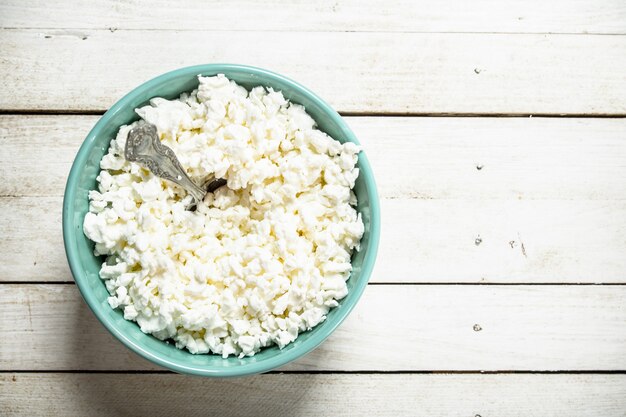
[1, 1, 626, 415]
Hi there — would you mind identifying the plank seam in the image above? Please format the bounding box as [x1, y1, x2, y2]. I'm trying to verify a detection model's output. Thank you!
[4, 370, 626, 374]
[2, 27, 626, 35]
[5, 195, 626, 201]
[5, 282, 626, 286]
[2, 110, 626, 118]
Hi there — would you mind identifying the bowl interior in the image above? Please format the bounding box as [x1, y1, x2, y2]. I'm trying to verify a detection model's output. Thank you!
[63, 65, 380, 376]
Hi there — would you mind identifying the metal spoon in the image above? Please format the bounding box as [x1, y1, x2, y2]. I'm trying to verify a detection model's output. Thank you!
[124, 121, 226, 208]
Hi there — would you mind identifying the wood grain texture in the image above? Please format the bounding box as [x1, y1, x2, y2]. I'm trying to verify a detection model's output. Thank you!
[3, 196, 626, 283]
[3, 115, 626, 200]
[2, 284, 626, 371]
[0, 116, 81, 198]
[2, 373, 626, 417]
[2, 0, 625, 34]
[2, 30, 626, 114]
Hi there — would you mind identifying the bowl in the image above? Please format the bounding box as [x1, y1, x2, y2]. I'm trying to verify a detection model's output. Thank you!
[63, 64, 380, 377]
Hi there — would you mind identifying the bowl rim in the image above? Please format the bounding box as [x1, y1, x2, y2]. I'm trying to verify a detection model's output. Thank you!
[63, 63, 380, 377]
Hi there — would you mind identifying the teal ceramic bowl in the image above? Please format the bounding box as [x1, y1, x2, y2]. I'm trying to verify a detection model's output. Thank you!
[63, 64, 380, 377]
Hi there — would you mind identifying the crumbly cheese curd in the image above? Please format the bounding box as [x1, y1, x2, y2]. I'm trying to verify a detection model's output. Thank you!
[84, 75, 364, 357]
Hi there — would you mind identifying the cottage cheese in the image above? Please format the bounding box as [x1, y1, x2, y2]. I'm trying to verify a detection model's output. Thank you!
[83, 75, 364, 357]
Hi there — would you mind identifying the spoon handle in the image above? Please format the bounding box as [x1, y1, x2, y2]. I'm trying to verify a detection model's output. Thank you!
[124, 122, 207, 203]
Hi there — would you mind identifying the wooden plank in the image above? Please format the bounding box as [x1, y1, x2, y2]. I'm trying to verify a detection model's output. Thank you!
[378, 199, 626, 284]
[361, 117, 626, 200]
[3, 115, 626, 201]
[2, 373, 626, 417]
[2, 0, 625, 34]
[2, 284, 626, 371]
[11, 115, 626, 283]
[0, 197, 66, 282]
[0, 116, 81, 198]
[3, 196, 626, 283]
[2, 30, 625, 114]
